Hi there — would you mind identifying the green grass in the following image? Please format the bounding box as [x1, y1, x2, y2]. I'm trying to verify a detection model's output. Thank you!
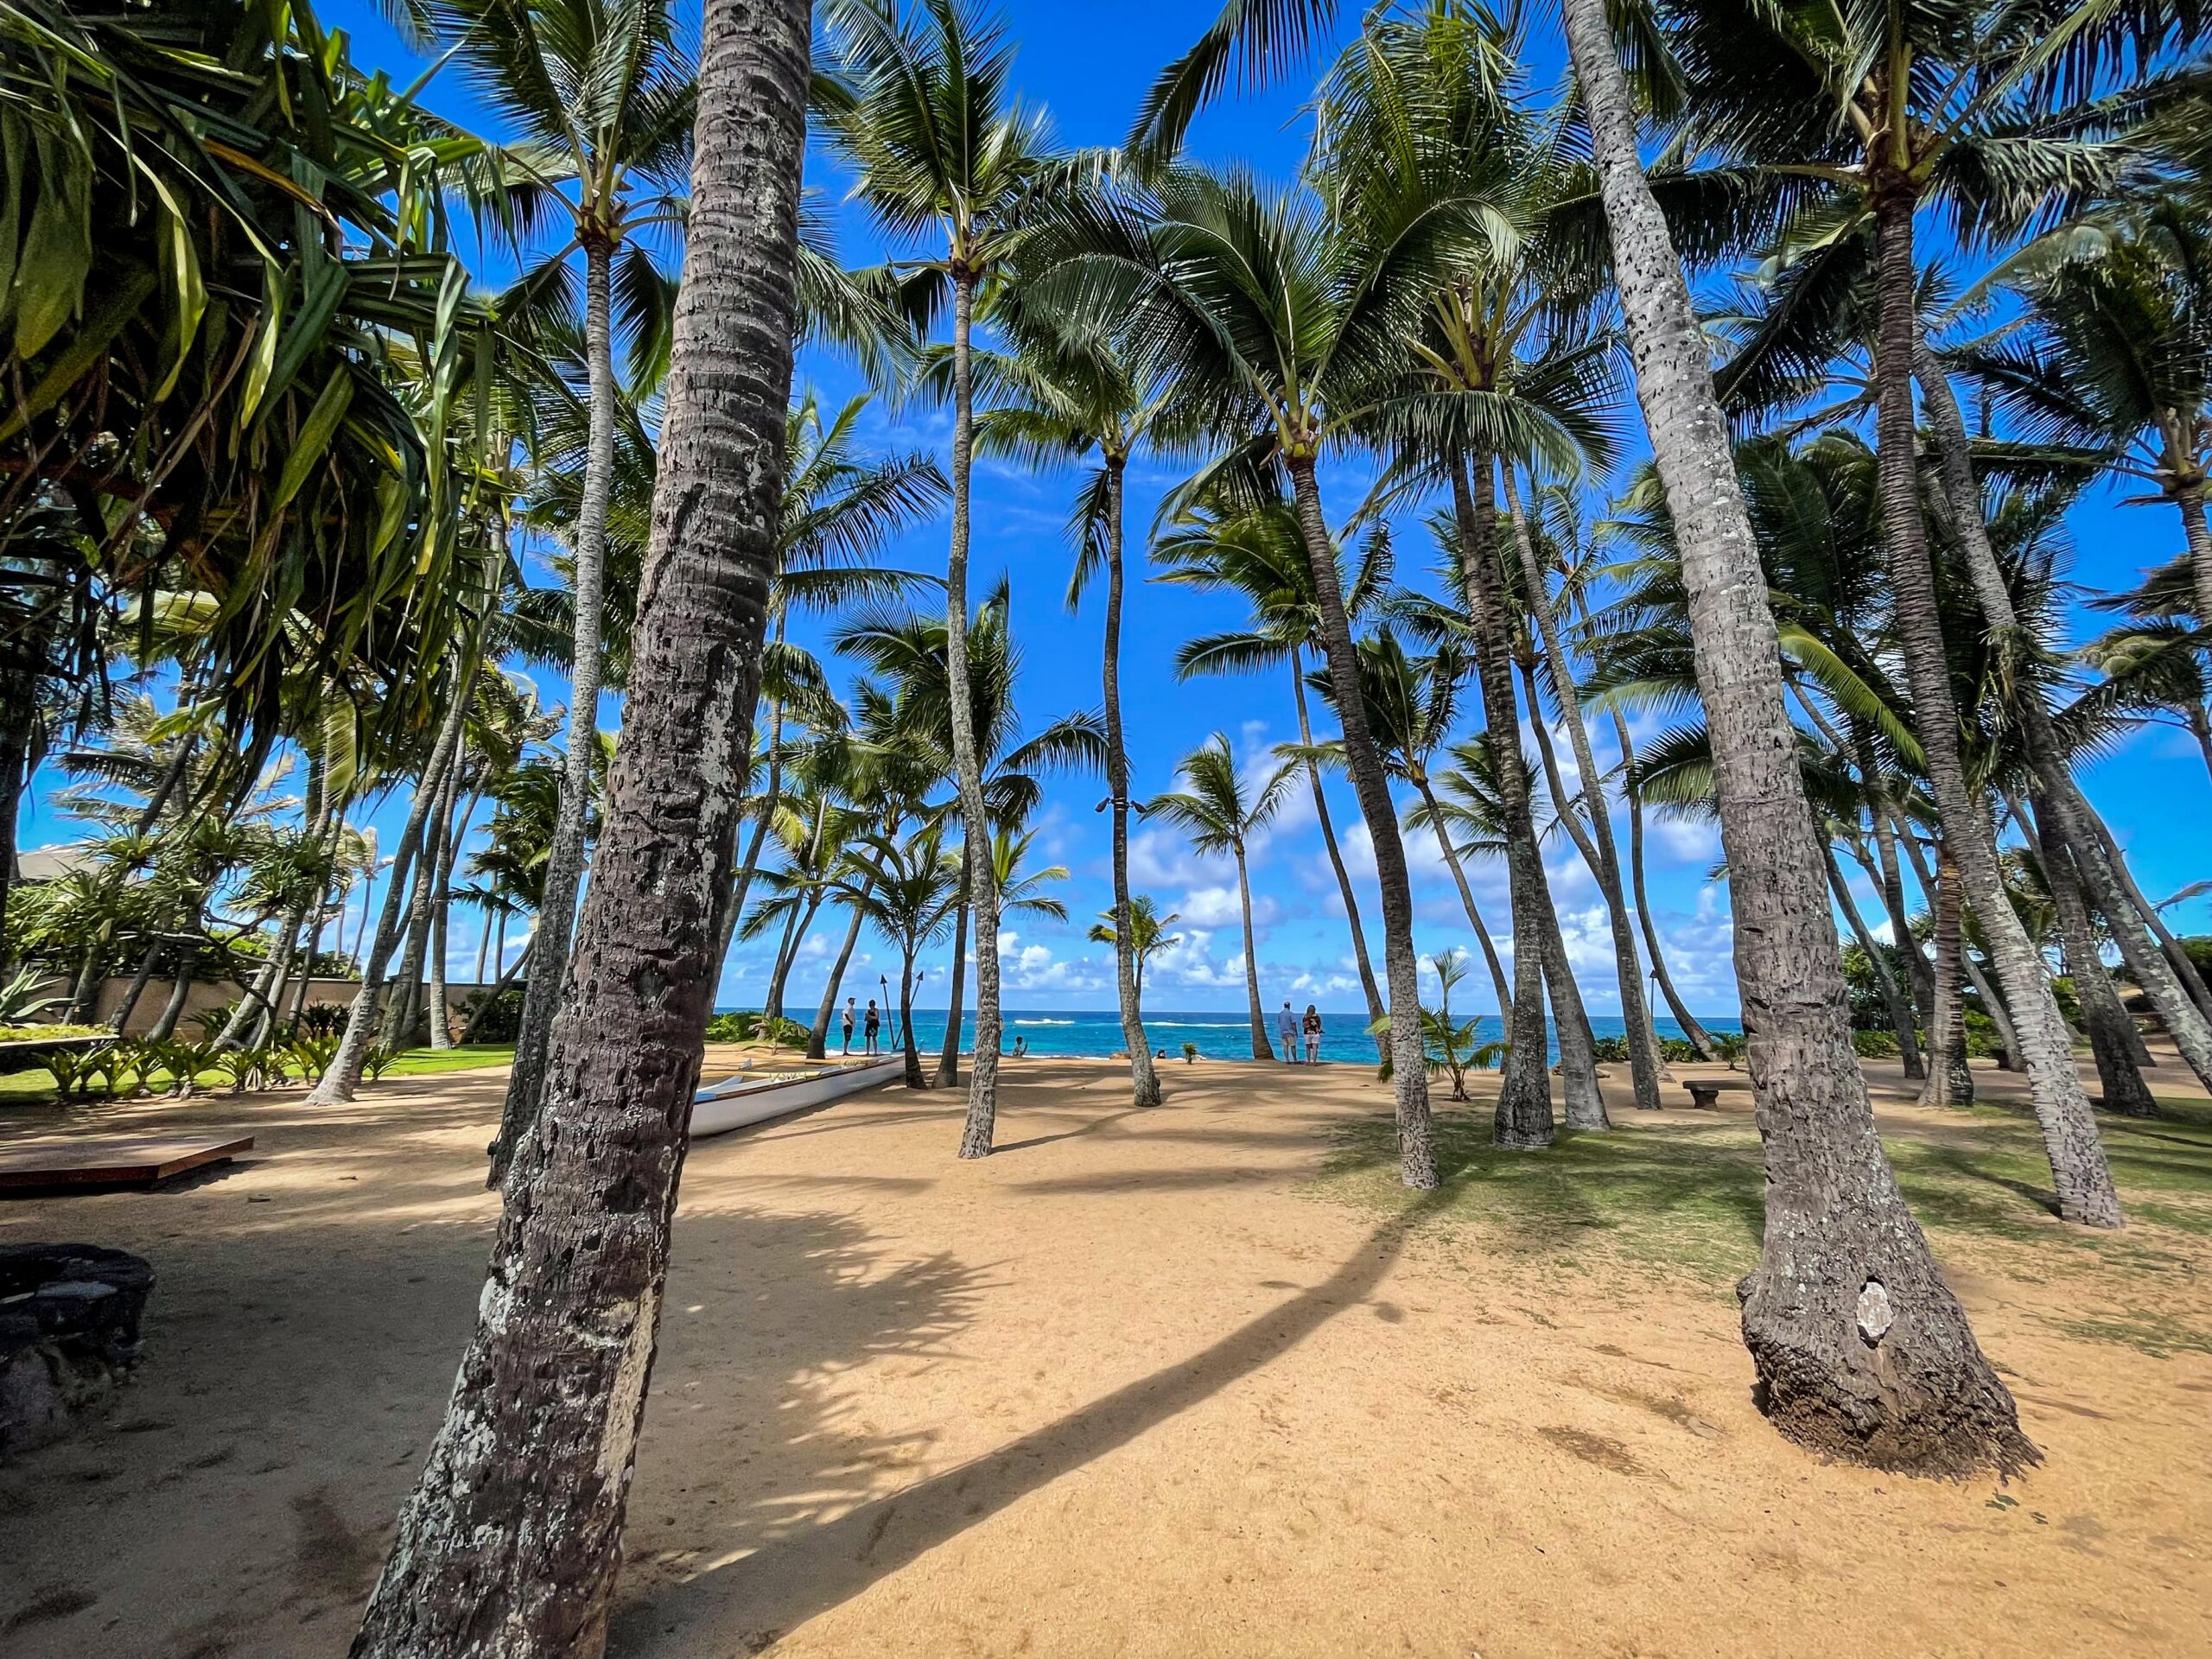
[379, 1044, 515, 1077]
[1306, 1091, 2212, 1357]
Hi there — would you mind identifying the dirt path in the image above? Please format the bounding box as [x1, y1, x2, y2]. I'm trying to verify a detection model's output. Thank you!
[2, 1055, 2207, 1656]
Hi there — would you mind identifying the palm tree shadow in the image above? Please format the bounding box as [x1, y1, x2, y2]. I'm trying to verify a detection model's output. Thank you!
[991, 1105, 1152, 1154]
[609, 1198, 1440, 1656]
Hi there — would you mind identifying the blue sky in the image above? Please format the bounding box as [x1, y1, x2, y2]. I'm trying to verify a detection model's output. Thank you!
[21, 1, 2209, 1017]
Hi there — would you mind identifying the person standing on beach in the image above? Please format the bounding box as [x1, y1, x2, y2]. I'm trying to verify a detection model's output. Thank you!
[1303, 1004, 1322, 1065]
[864, 999, 881, 1056]
[842, 996, 857, 1057]
[1277, 1001, 1300, 1063]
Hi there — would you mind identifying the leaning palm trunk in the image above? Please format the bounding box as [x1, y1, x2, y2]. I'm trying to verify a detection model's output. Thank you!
[2017, 792, 2157, 1116]
[1904, 823, 1975, 1108]
[1561, 0, 2032, 1474]
[1103, 461, 1162, 1104]
[1235, 846, 1270, 1059]
[949, 274, 1006, 1157]
[1411, 776, 1514, 1023]
[936, 885, 969, 1088]
[807, 893, 870, 1060]
[349, 4, 808, 1647]
[1823, 841, 1921, 1071]
[1916, 348, 2212, 1083]
[312, 674, 471, 1108]
[1286, 454, 1435, 1186]
[1504, 472, 1661, 1113]
[1611, 711, 1718, 1059]
[494, 230, 619, 1179]
[1856, 735, 1935, 1049]
[1291, 649, 1388, 1060]
[1449, 459, 1554, 1148]
[1957, 940, 2022, 1074]
[382, 759, 454, 1052]
[1870, 190, 2119, 1227]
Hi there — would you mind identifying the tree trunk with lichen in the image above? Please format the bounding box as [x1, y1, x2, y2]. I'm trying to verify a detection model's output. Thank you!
[1562, 0, 2034, 1475]
[348, 3, 807, 1649]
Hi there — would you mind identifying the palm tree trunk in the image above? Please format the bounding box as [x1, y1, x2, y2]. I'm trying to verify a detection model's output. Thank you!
[1285, 454, 1435, 1186]
[1233, 845, 1269, 1059]
[1916, 346, 2212, 1075]
[1959, 940, 2023, 1073]
[1920, 836, 1973, 1110]
[760, 897, 805, 1023]
[948, 274, 1007, 1157]
[350, 5, 807, 1646]
[1611, 711, 1718, 1059]
[1823, 841, 1920, 1070]
[2016, 792, 2157, 1116]
[461, 934, 531, 1045]
[2190, 700, 2212, 791]
[1871, 187, 2118, 1225]
[1103, 458, 1162, 1105]
[1513, 658, 1612, 1129]
[0, 613, 46, 980]
[2170, 456, 2212, 632]
[1290, 648, 1387, 1061]
[1856, 734, 1935, 1045]
[937, 845, 970, 1088]
[1448, 457, 1554, 1150]
[313, 669, 469, 1108]
[426, 769, 463, 1051]
[147, 954, 195, 1044]
[899, 948, 925, 1088]
[715, 694, 785, 980]
[384, 757, 456, 1052]
[1503, 471, 1661, 1113]
[1560, 0, 2032, 1475]
[1410, 776, 1513, 1024]
[807, 893, 869, 1061]
[499, 224, 618, 1167]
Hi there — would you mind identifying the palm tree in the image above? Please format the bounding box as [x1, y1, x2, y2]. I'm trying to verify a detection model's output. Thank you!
[1147, 734, 1296, 1061]
[960, 293, 1175, 1106]
[1554, 0, 2036, 1471]
[1088, 895, 1182, 1003]
[398, 0, 696, 1153]
[1153, 500, 1391, 1060]
[820, 0, 1063, 1156]
[1037, 164, 1466, 1185]
[352, 0, 812, 1637]
[829, 826, 965, 1087]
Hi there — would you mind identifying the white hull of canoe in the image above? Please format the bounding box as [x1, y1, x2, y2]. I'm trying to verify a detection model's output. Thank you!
[690, 1057, 904, 1139]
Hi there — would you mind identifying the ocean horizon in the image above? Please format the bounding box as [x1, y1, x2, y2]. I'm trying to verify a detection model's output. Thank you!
[721, 1005, 1744, 1066]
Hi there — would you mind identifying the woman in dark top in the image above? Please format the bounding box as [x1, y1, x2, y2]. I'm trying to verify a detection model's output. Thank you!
[1302, 1004, 1323, 1065]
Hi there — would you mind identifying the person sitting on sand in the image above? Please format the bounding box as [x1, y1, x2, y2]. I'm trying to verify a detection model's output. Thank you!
[1013, 1034, 1027, 1058]
[842, 996, 857, 1057]
[1277, 1001, 1300, 1063]
[864, 999, 881, 1056]
[1303, 1004, 1322, 1065]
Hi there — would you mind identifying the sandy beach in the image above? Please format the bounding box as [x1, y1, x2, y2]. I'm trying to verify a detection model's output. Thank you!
[2, 1049, 2207, 1657]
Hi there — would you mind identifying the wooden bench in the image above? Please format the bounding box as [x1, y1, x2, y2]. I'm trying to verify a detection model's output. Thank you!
[1682, 1077, 1751, 1110]
[0, 1135, 253, 1192]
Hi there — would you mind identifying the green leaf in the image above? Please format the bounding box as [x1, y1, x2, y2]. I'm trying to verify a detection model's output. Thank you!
[14, 141, 92, 359]
[0, 267, 156, 442]
[270, 365, 354, 514]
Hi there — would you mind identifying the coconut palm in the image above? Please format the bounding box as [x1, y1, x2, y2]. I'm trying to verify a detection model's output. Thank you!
[1147, 734, 1296, 1060]
[819, 0, 1067, 1156]
[393, 0, 696, 1153]
[1033, 162, 1470, 1185]
[1088, 895, 1183, 1003]
[353, 0, 813, 1636]
[830, 825, 965, 1087]
[1153, 499, 1391, 1059]
[954, 293, 1180, 1105]
[1551, 0, 2036, 1470]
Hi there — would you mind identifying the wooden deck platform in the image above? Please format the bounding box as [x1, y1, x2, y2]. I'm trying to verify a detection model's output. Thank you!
[0, 1135, 254, 1191]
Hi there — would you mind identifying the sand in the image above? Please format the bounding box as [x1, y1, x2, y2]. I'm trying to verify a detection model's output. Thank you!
[1, 1048, 2207, 1657]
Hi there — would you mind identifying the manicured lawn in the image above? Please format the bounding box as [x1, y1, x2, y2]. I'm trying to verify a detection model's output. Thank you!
[380, 1044, 516, 1077]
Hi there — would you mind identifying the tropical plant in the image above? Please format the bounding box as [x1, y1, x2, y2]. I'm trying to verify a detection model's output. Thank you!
[1087, 895, 1181, 1002]
[1146, 733, 1295, 1061]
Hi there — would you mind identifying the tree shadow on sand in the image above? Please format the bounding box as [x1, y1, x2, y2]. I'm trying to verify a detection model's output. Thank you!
[607, 1197, 1448, 1656]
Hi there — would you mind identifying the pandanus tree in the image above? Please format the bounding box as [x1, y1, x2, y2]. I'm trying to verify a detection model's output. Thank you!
[1153, 499, 1392, 1060]
[1553, 0, 2037, 1471]
[1147, 733, 1297, 1060]
[1033, 162, 1470, 1185]
[351, 0, 813, 1639]
[819, 0, 1070, 1155]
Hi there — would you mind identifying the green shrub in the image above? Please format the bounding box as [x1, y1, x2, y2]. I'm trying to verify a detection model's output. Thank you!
[1588, 1035, 1630, 1062]
[461, 987, 524, 1043]
[287, 1033, 342, 1082]
[704, 1011, 809, 1047]
[1851, 1028, 1900, 1058]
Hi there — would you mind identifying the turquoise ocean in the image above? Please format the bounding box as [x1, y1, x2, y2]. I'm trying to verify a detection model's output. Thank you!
[726, 1006, 1740, 1067]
